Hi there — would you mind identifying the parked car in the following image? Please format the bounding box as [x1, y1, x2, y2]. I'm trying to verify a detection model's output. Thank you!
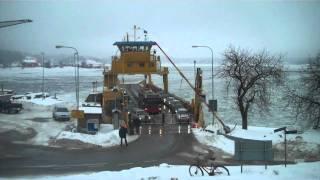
[0, 100, 23, 114]
[131, 108, 151, 123]
[52, 106, 70, 121]
[175, 108, 191, 123]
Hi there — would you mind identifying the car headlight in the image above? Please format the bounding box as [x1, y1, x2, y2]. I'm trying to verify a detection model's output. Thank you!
[139, 117, 142, 120]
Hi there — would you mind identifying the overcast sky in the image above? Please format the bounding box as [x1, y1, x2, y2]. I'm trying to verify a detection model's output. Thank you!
[0, 0, 319, 60]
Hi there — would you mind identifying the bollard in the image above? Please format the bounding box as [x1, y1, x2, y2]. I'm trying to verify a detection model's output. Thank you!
[139, 126, 142, 135]
[178, 125, 181, 134]
[159, 127, 162, 136]
[148, 125, 151, 135]
[187, 125, 191, 134]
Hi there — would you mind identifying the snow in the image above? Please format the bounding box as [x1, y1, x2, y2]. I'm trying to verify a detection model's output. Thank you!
[0, 103, 138, 148]
[56, 124, 139, 147]
[12, 92, 65, 106]
[26, 97, 64, 106]
[9, 162, 320, 180]
[192, 127, 235, 155]
[0, 103, 72, 146]
[79, 106, 102, 114]
[193, 124, 320, 156]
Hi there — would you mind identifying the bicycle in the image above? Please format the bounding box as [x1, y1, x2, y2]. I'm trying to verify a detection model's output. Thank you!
[189, 155, 230, 176]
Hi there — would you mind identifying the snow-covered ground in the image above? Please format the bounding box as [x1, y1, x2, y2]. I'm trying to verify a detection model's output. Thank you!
[193, 124, 320, 160]
[14, 95, 66, 106]
[0, 96, 138, 148]
[56, 124, 139, 147]
[7, 162, 320, 180]
[0, 101, 72, 145]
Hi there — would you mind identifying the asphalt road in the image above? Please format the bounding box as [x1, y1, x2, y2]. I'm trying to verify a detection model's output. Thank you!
[0, 132, 210, 177]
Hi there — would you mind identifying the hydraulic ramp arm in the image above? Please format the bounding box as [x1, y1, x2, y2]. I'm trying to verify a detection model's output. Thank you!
[156, 43, 231, 134]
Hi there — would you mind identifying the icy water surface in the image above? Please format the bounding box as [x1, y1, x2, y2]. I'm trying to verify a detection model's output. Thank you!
[0, 65, 302, 128]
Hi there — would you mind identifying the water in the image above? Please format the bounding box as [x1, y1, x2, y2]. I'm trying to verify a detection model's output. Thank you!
[0, 65, 302, 128]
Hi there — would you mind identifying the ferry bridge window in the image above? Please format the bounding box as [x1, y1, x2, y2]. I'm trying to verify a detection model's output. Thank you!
[132, 46, 137, 51]
[139, 46, 144, 51]
[127, 63, 133, 67]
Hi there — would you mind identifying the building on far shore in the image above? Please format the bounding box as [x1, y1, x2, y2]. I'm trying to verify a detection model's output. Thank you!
[81, 59, 103, 68]
[21, 56, 39, 67]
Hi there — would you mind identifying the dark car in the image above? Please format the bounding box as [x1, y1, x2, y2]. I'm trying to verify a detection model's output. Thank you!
[131, 108, 151, 123]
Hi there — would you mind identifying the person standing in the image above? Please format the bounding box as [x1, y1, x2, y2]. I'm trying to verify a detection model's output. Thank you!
[119, 121, 128, 147]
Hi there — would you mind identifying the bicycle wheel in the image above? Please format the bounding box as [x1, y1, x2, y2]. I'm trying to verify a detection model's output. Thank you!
[213, 165, 230, 176]
[189, 165, 204, 176]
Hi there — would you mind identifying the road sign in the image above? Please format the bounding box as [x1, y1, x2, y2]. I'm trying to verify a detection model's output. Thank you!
[208, 99, 217, 112]
[285, 130, 298, 134]
[273, 126, 298, 167]
[274, 127, 286, 133]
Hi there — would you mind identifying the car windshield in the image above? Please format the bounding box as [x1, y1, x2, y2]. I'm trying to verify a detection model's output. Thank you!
[57, 108, 68, 112]
[178, 109, 187, 114]
[136, 111, 145, 115]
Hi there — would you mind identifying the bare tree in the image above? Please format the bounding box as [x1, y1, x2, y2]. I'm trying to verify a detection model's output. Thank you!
[219, 46, 283, 129]
[286, 53, 320, 129]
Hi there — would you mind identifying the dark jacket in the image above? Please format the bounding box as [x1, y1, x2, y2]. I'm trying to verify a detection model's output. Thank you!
[119, 126, 128, 138]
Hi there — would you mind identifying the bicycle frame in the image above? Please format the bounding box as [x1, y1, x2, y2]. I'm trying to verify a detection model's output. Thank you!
[200, 164, 214, 175]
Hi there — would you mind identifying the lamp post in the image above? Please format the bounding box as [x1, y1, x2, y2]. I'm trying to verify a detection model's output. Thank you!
[55, 45, 79, 110]
[0, 19, 32, 28]
[41, 52, 45, 99]
[192, 45, 215, 124]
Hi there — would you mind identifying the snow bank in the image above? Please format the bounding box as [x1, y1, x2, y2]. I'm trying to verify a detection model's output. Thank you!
[192, 128, 235, 155]
[12, 93, 66, 106]
[12, 162, 320, 180]
[193, 124, 320, 156]
[56, 124, 139, 147]
[25, 97, 64, 106]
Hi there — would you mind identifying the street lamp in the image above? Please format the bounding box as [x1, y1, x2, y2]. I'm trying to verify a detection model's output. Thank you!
[0, 19, 32, 28]
[55, 45, 80, 110]
[41, 52, 45, 99]
[192, 45, 215, 124]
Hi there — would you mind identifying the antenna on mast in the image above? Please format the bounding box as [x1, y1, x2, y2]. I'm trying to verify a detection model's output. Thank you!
[133, 25, 141, 41]
[144, 30, 148, 41]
